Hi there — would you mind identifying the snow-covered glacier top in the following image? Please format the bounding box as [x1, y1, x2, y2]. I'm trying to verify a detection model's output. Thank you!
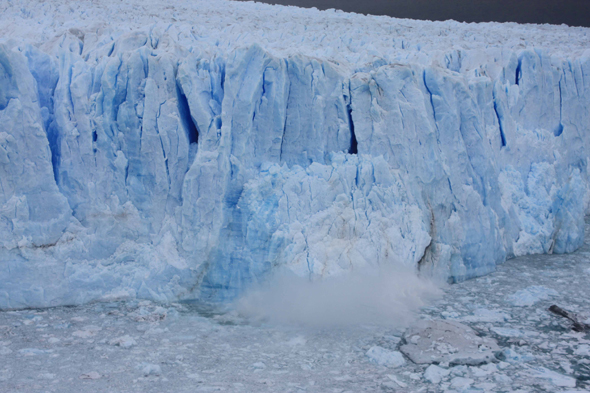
[2, 0, 589, 68]
[1, 0, 589, 309]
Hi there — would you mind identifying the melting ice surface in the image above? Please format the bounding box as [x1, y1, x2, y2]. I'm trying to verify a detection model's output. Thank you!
[1, 0, 590, 309]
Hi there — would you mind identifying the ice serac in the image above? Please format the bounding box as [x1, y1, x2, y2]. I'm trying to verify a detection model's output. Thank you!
[1, 0, 589, 308]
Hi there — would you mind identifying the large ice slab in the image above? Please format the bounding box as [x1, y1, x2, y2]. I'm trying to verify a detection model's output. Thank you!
[1, 0, 589, 308]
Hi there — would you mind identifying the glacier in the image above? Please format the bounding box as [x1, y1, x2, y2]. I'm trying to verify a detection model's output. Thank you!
[0, 0, 589, 309]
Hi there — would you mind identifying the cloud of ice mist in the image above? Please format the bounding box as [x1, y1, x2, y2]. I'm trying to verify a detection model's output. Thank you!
[235, 266, 443, 328]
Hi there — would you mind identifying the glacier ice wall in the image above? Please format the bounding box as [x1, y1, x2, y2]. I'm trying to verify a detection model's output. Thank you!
[1, 0, 589, 308]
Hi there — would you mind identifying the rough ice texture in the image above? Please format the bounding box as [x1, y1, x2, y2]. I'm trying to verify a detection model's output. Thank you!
[400, 320, 500, 366]
[1, 0, 589, 309]
[366, 346, 406, 368]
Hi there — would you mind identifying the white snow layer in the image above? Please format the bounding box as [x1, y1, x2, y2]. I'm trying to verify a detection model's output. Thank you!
[0, 0, 589, 308]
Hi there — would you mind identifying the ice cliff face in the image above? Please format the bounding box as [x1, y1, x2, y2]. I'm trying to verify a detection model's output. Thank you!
[1, 0, 589, 308]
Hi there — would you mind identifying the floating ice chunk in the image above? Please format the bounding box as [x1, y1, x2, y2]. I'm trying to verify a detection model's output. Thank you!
[72, 325, 101, 338]
[470, 363, 497, 377]
[187, 374, 205, 382]
[251, 362, 266, 370]
[72, 330, 95, 339]
[110, 336, 137, 348]
[526, 366, 576, 388]
[498, 361, 510, 370]
[386, 374, 407, 388]
[498, 348, 535, 363]
[0, 347, 12, 355]
[366, 346, 406, 368]
[131, 306, 168, 322]
[475, 382, 497, 390]
[400, 320, 500, 366]
[562, 391, 590, 393]
[137, 363, 161, 376]
[507, 286, 559, 307]
[22, 315, 43, 325]
[494, 374, 513, 383]
[423, 365, 450, 384]
[194, 386, 225, 391]
[143, 327, 166, 335]
[461, 309, 510, 323]
[574, 344, 590, 356]
[285, 336, 307, 347]
[441, 311, 461, 320]
[561, 361, 574, 374]
[79, 372, 101, 380]
[450, 365, 469, 376]
[18, 348, 50, 356]
[450, 376, 474, 389]
[490, 327, 538, 338]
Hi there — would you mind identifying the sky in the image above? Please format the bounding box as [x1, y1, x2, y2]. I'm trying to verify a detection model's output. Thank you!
[235, 0, 590, 27]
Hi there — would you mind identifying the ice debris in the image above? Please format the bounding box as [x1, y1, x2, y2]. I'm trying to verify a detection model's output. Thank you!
[79, 372, 101, 380]
[400, 320, 500, 365]
[386, 374, 408, 388]
[366, 346, 406, 368]
[507, 286, 559, 307]
[424, 365, 450, 383]
[18, 348, 50, 356]
[490, 327, 537, 338]
[450, 376, 474, 389]
[460, 309, 510, 323]
[525, 366, 577, 388]
[110, 335, 137, 348]
[251, 362, 267, 371]
[498, 348, 535, 363]
[574, 344, 590, 356]
[137, 363, 162, 376]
